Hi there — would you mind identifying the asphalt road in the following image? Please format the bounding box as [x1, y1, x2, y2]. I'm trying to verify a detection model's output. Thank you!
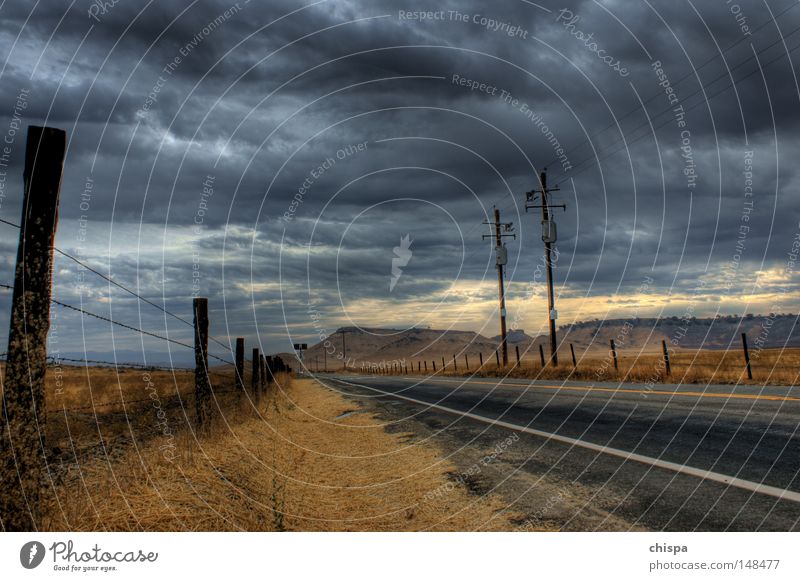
[317, 372, 800, 531]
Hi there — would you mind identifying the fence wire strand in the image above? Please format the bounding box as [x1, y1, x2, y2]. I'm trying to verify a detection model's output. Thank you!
[0, 217, 234, 354]
[0, 282, 233, 365]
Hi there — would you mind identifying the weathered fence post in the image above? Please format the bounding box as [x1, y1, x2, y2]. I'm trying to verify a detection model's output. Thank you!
[252, 348, 260, 393]
[418, 361, 421, 372]
[495, 350, 500, 366]
[515, 345, 520, 367]
[235, 337, 245, 391]
[0, 126, 66, 531]
[465, 354, 469, 370]
[661, 340, 671, 376]
[539, 344, 545, 367]
[479, 352, 483, 367]
[261, 355, 268, 389]
[742, 332, 753, 380]
[453, 355, 457, 371]
[433, 360, 437, 372]
[610, 339, 618, 371]
[424, 361, 428, 372]
[194, 298, 211, 427]
[441, 356, 445, 370]
[570, 343, 577, 367]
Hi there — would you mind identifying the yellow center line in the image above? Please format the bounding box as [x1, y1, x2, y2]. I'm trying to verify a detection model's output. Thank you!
[418, 377, 800, 402]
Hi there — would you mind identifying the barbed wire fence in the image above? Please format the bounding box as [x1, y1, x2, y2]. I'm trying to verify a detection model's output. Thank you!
[0, 126, 293, 530]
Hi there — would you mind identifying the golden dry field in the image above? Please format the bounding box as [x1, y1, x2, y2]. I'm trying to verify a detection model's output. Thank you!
[403, 347, 800, 386]
[4, 364, 528, 531]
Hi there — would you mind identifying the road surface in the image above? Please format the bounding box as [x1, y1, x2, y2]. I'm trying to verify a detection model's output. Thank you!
[317, 372, 800, 531]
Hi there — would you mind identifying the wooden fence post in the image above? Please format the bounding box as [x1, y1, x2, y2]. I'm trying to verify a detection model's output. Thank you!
[252, 348, 260, 392]
[235, 337, 245, 391]
[742, 332, 753, 380]
[418, 361, 421, 372]
[515, 345, 520, 367]
[465, 354, 469, 370]
[661, 340, 671, 376]
[610, 339, 618, 371]
[0, 126, 66, 531]
[539, 344, 545, 367]
[193, 297, 210, 427]
[424, 361, 428, 372]
[266, 356, 274, 385]
[479, 352, 483, 367]
[441, 356, 445, 370]
[453, 355, 457, 371]
[495, 350, 500, 366]
[432, 360, 437, 372]
[570, 343, 577, 367]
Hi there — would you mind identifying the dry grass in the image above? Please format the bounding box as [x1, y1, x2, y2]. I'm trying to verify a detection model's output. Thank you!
[399, 348, 800, 386]
[41, 370, 528, 531]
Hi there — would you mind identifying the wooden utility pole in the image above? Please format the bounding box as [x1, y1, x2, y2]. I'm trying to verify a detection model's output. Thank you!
[235, 337, 245, 391]
[483, 207, 515, 366]
[193, 298, 210, 427]
[526, 170, 565, 366]
[742, 333, 753, 380]
[0, 126, 66, 531]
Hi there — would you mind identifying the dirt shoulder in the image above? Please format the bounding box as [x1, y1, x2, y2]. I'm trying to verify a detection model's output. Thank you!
[45, 377, 530, 531]
[336, 380, 645, 532]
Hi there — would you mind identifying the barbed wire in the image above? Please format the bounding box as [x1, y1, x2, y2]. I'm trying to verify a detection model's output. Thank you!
[47, 356, 193, 371]
[0, 282, 234, 365]
[0, 217, 233, 353]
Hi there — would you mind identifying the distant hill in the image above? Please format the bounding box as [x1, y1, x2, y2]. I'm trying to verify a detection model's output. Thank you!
[564, 314, 800, 352]
[292, 314, 800, 369]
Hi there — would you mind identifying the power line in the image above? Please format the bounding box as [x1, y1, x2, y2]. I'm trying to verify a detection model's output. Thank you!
[542, 2, 800, 171]
[556, 26, 800, 185]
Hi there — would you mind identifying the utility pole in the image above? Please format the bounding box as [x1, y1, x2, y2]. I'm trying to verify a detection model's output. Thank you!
[483, 207, 515, 366]
[526, 169, 565, 366]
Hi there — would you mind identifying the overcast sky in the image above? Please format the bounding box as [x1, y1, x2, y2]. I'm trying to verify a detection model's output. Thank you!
[1, 0, 799, 362]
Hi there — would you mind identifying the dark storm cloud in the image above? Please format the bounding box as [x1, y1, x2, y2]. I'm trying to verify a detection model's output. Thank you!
[1, 0, 799, 355]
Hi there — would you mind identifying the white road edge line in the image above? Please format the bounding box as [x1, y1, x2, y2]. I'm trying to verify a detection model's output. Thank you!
[327, 376, 800, 504]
